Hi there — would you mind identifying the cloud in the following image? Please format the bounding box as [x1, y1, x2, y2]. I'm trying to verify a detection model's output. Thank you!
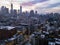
[45, 3, 60, 8]
[35, 2, 60, 10]
[21, 0, 48, 6]
[30, 0, 60, 14]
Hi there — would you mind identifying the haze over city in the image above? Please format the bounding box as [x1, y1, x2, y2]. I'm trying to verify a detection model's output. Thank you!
[0, 0, 60, 14]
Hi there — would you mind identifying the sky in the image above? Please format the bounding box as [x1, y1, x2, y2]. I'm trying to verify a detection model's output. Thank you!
[0, 0, 60, 14]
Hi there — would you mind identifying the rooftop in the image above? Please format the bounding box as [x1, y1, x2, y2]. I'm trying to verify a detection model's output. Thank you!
[0, 26, 15, 30]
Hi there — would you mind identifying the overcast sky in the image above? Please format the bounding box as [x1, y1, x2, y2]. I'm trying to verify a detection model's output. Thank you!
[0, 0, 60, 14]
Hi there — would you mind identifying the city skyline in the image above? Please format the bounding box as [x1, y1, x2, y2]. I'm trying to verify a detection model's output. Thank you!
[0, 0, 60, 14]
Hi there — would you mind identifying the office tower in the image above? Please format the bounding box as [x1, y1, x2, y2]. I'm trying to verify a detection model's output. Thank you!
[35, 11, 37, 14]
[20, 6, 22, 14]
[30, 10, 34, 17]
[5, 7, 9, 14]
[1, 6, 5, 14]
[1, 6, 9, 15]
[18, 10, 20, 14]
[10, 3, 13, 15]
[13, 9, 17, 15]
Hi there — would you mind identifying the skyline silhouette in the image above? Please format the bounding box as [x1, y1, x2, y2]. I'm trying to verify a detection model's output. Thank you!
[0, 0, 60, 14]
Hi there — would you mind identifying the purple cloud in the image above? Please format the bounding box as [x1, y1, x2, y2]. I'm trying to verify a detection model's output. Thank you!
[32, 0, 48, 4]
[21, 0, 48, 6]
[46, 3, 60, 8]
[35, 2, 60, 10]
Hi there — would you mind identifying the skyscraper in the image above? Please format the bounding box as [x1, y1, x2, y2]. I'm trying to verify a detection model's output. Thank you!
[30, 10, 34, 17]
[35, 11, 37, 14]
[10, 3, 13, 15]
[1, 6, 5, 14]
[1, 6, 9, 15]
[13, 9, 17, 15]
[20, 6, 22, 14]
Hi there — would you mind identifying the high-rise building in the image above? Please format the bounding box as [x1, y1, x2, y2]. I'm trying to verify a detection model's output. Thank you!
[1, 6, 5, 14]
[13, 9, 17, 15]
[18, 10, 20, 14]
[35, 11, 37, 14]
[1, 6, 9, 15]
[29, 10, 34, 17]
[10, 3, 13, 15]
[5, 7, 9, 14]
[20, 6, 22, 14]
